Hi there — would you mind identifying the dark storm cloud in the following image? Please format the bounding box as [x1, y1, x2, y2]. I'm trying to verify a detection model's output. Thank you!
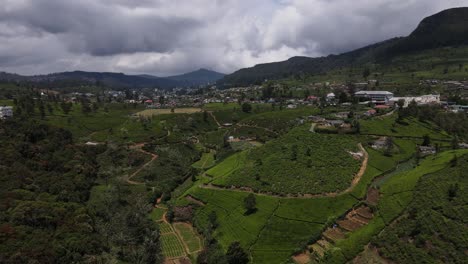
[0, 0, 202, 56]
[0, 0, 466, 76]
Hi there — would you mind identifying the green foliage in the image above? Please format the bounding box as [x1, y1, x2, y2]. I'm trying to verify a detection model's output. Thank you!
[243, 193, 257, 215]
[212, 126, 361, 195]
[226, 242, 249, 264]
[241, 103, 252, 113]
[373, 154, 468, 263]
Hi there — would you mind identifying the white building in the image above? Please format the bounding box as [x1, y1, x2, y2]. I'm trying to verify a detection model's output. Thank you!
[390, 94, 440, 108]
[0, 106, 13, 119]
[355, 91, 393, 104]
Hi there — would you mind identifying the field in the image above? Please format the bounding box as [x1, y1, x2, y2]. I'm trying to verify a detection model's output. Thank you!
[161, 233, 186, 258]
[319, 150, 468, 263]
[192, 151, 216, 169]
[173, 223, 203, 253]
[210, 125, 361, 195]
[137, 107, 201, 116]
[372, 154, 468, 263]
[360, 115, 450, 140]
[149, 207, 166, 221]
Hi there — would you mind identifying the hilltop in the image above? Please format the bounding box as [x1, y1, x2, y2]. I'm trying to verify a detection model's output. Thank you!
[219, 7, 468, 86]
[0, 68, 225, 89]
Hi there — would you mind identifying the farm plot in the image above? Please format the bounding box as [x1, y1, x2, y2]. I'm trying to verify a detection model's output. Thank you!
[360, 115, 449, 140]
[372, 154, 468, 263]
[161, 233, 186, 258]
[137, 108, 201, 116]
[192, 151, 216, 169]
[211, 125, 361, 195]
[173, 223, 203, 253]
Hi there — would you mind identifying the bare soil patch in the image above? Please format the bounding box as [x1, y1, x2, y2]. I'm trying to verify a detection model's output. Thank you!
[323, 227, 345, 242]
[366, 187, 380, 205]
[292, 252, 312, 264]
[338, 219, 363, 232]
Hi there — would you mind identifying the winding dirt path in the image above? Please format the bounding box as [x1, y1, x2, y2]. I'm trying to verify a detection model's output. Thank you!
[126, 143, 158, 185]
[199, 143, 368, 199]
[208, 111, 222, 128]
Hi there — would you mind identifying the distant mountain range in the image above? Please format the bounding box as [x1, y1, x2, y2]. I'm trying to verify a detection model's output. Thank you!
[0, 68, 225, 89]
[219, 7, 468, 87]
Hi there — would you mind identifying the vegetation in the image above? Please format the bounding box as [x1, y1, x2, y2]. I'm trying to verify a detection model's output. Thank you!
[212, 125, 361, 195]
[373, 154, 468, 263]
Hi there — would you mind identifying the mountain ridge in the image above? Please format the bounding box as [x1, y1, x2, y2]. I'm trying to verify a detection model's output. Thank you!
[219, 7, 468, 87]
[0, 68, 225, 89]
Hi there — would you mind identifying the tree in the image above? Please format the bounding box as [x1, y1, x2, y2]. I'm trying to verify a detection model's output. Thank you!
[422, 134, 431, 146]
[226, 242, 249, 264]
[451, 136, 459, 150]
[338, 92, 348, 104]
[203, 111, 208, 122]
[208, 211, 218, 229]
[384, 137, 394, 157]
[448, 183, 459, 201]
[291, 145, 298, 160]
[241, 103, 252, 113]
[362, 68, 370, 79]
[82, 103, 92, 115]
[60, 101, 72, 115]
[243, 194, 256, 215]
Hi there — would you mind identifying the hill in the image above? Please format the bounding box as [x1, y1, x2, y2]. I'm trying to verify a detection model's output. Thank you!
[0, 69, 224, 89]
[167, 68, 225, 87]
[219, 7, 468, 87]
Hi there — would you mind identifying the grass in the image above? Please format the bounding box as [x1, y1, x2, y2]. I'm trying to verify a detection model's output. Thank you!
[149, 207, 166, 221]
[360, 115, 450, 140]
[205, 151, 248, 178]
[192, 151, 216, 169]
[137, 108, 201, 116]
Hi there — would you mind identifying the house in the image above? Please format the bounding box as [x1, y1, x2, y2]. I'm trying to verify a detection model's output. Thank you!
[371, 137, 387, 149]
[389, 94, 440, 108]
[335, 112, 350, 119]
[449, 105, 468, 113]
[0, 106, 13, 119]
[326, 93, 336, 101]
[419, 146, 436, 155]
[364, 109, 377, 116]
[355, 91, 393, 104]
[308, 115, 326, 122]
[459, 143, 468, 149]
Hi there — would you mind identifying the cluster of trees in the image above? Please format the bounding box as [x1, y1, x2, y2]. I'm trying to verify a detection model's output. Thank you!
[0, 111, 163, 263]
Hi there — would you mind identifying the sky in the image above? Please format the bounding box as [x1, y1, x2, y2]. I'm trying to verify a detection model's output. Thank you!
[0, 0, 466, 76]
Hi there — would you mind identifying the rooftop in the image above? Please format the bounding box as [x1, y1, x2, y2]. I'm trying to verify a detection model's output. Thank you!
[355, 91, 393, 95]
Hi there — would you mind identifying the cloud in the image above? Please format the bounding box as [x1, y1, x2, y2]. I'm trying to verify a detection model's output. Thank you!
[0, 0, 466, 76]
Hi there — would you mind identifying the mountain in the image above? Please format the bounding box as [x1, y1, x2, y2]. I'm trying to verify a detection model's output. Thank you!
[166, 68, 225, 86]
[219, 7, 468, 87]
[0, 69, 224, 89]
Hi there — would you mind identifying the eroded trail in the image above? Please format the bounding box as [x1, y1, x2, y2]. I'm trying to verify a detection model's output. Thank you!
[126, 143, 158, 185]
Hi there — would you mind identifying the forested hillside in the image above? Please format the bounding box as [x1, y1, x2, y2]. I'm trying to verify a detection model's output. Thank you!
[0, 116, 162, 263]
[219, 7, 468, 86]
